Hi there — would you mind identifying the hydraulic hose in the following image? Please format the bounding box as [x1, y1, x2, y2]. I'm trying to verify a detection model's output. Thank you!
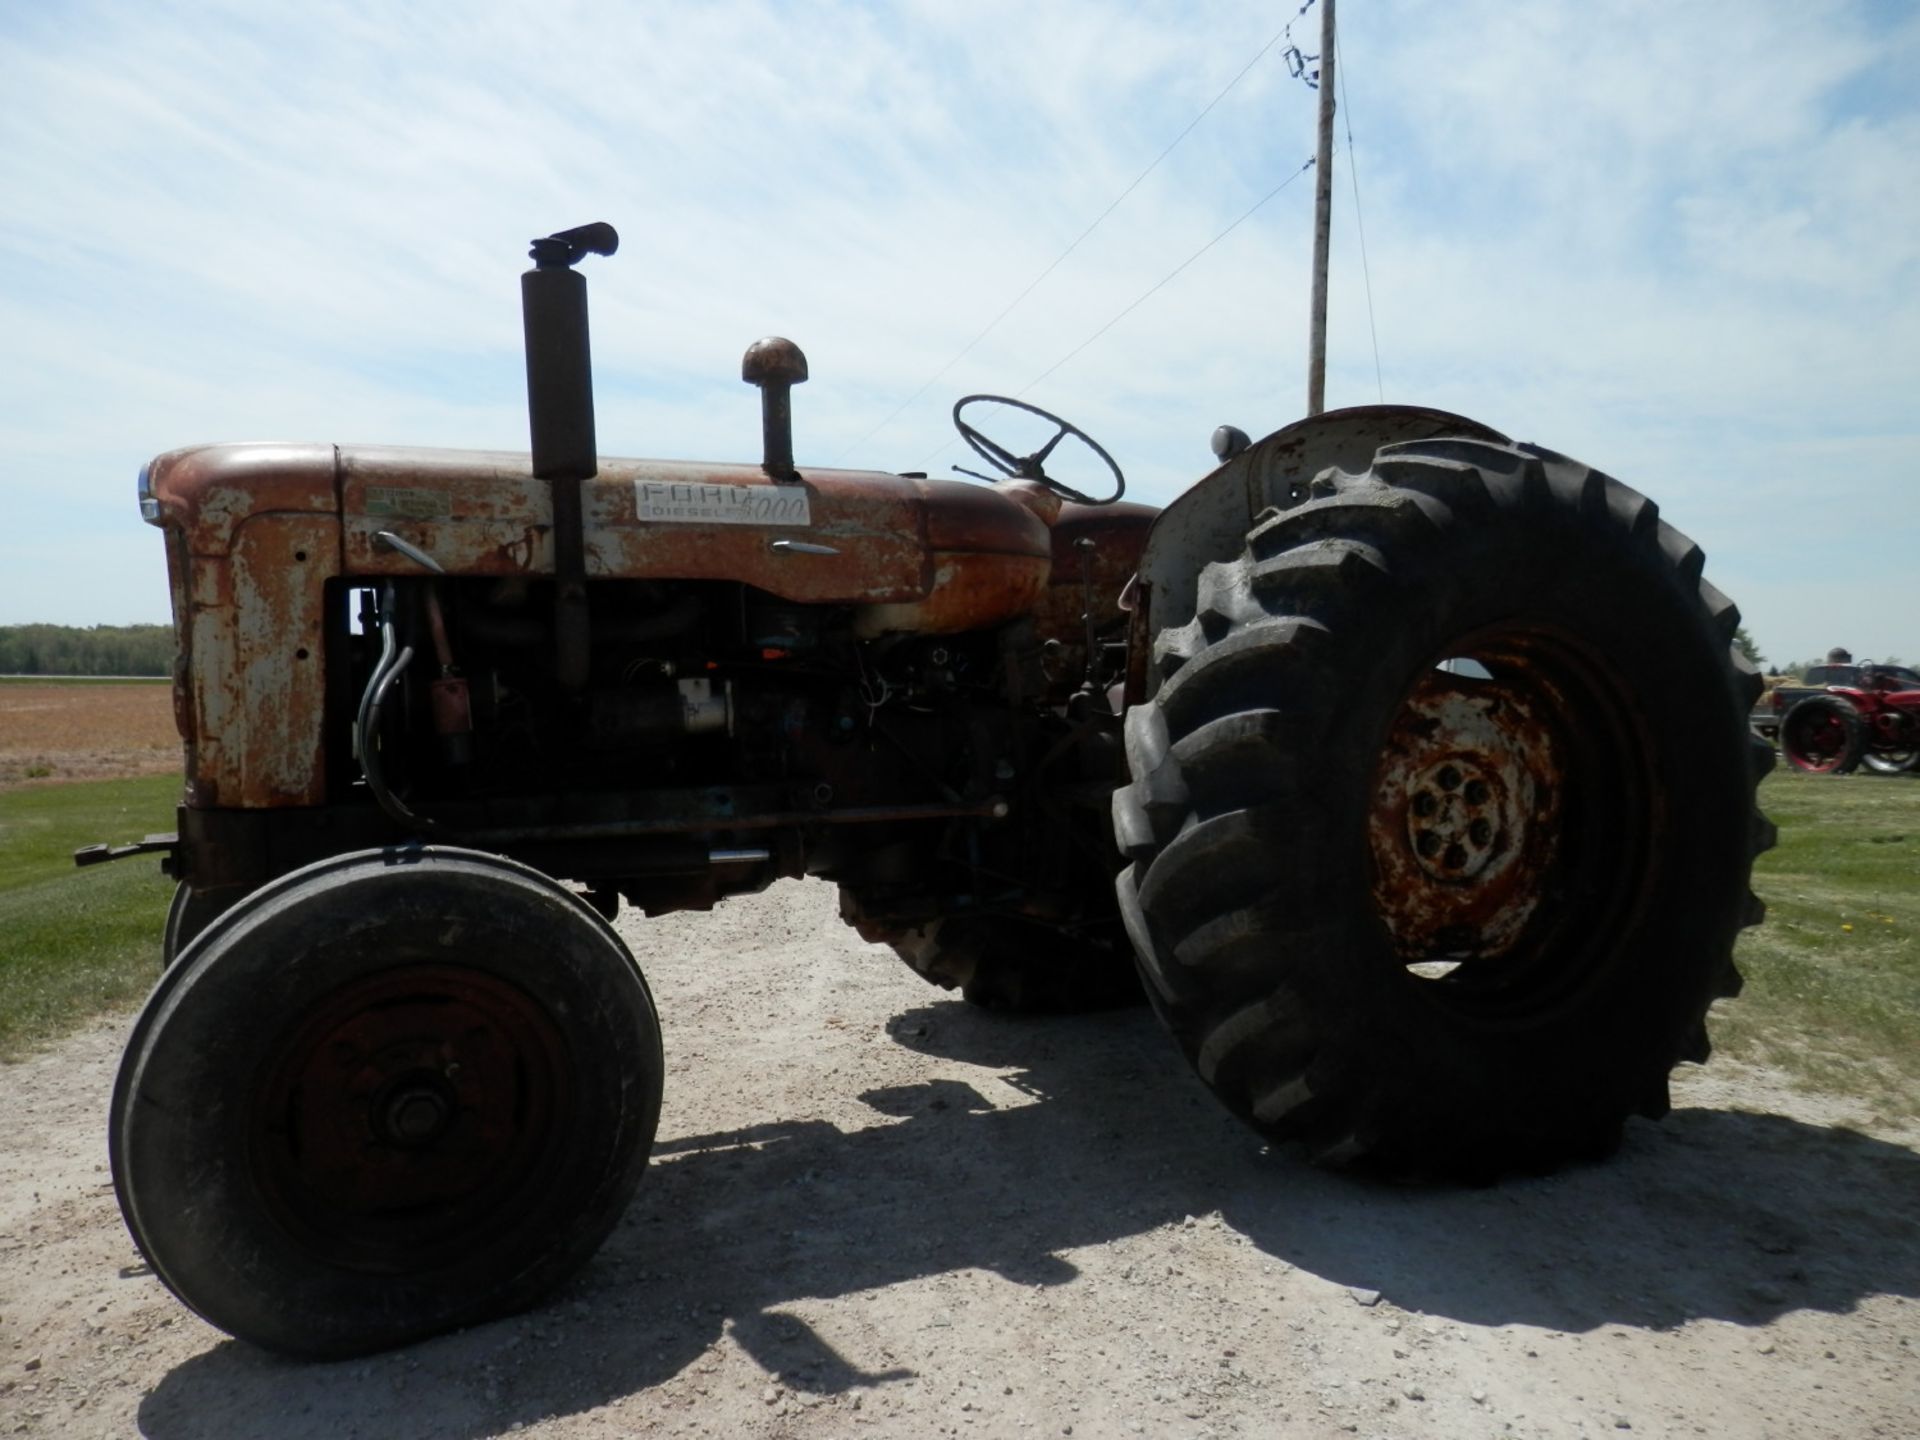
[355, 584, 437, 834]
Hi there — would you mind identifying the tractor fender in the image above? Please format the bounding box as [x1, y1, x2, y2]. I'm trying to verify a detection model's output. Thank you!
[1130, 405, 1508, 701]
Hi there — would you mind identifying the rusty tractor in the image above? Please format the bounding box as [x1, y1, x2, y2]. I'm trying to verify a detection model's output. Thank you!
[88, 223, 1773, 1357]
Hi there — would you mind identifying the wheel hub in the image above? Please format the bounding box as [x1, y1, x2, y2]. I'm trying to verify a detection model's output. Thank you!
[1370, 667, 1566, 964]
[252, 965, 569, 1249]
[380, 1082, 454, 1146]
[1405, 759, 1506, 881]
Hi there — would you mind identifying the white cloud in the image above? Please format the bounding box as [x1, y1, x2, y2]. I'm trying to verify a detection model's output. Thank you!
[0, 0, 1914, 662]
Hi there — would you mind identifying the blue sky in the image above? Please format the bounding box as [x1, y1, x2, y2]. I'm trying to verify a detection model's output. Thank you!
[1, 0, 1915, 668]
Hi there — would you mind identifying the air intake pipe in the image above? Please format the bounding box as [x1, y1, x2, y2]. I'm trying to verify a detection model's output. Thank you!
[522, 221, 618, 691]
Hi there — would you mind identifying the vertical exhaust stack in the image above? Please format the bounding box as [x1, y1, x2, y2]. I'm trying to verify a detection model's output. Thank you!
[522, 222, 619, 691]
[741, 336, 808, 482]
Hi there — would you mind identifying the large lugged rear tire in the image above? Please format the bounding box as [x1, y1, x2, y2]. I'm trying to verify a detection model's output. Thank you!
[1112, 438, 1773, 1179]
[113, 847, 663, 1357]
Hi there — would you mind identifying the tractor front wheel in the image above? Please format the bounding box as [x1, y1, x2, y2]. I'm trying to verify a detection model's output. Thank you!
[159, 881, 242, 966]
[112, 847, 662, 1357]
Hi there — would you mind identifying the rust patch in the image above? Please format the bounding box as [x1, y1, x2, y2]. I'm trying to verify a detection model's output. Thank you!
[851, 554, 1050, 638]
[187, 513, 338, 808]
[146, 443, 338, 552]
[1368, 668, 1565, 962]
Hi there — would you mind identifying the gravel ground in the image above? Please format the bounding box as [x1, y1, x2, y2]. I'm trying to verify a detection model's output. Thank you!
[3, 878, 1917, 1438]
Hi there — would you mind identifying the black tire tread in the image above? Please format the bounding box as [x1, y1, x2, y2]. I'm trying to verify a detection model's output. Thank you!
[1113, 438, 1772, 1177]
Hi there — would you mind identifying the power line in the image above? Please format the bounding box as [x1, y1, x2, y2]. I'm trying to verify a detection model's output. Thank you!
[915, 157, 1317, 469]
[909, 159, 1319, 477]
[909, 161, 1321, 467]
[1014, 157, 1315, 399]
[1337, 34, 1384, 403]
[839, 15, 1311, 462]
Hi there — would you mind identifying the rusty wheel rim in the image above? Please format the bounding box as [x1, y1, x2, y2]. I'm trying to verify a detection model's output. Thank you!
[251, 964, 571, 1271]
[1368, 632, 1647, 1015]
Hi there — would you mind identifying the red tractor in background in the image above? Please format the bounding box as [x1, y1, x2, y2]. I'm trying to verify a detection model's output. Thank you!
[1776, 665, 1920, 775]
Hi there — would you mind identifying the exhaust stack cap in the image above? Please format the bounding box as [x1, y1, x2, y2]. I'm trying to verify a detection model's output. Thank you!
[529, 222, 620, 270]
[742, 335, 808, 387]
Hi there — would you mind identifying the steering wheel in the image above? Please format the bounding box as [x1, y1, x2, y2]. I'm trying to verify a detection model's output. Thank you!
[951, 395, 1125, 506]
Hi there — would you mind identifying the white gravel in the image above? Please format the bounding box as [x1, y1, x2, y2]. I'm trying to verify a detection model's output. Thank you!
[3, 877, 1917, 1438]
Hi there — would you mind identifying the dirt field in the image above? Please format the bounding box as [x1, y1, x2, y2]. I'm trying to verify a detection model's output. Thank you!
[0, 683, 179, 789]
[2, 880, 1916, 1439]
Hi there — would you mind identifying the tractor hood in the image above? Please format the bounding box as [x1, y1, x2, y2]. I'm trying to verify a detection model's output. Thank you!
[141, 441, 1055, 614]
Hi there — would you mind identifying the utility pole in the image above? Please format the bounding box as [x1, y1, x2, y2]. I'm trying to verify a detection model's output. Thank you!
[1306, 0, 1336, 415]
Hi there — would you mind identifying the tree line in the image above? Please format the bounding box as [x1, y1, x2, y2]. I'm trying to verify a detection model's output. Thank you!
[1733, 629, 1907, 676]
[0, 624, 173, 676]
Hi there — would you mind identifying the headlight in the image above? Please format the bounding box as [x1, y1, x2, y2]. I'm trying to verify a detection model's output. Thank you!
[137, 463, 161, 524]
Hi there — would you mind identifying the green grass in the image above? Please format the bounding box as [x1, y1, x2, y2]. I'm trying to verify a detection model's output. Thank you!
[0, 774, 177, 1059]
[1722, 766, 1920, 1121]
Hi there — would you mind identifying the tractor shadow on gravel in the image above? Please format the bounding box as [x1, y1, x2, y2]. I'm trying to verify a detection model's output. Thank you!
[138, 1000, 1920, 1440]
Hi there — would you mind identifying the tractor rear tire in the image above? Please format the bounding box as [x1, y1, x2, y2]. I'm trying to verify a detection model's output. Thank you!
[1780, 694, 1866, 774]
[1112, 437, 1773, 1179]
[112, 846, 663, 1357]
